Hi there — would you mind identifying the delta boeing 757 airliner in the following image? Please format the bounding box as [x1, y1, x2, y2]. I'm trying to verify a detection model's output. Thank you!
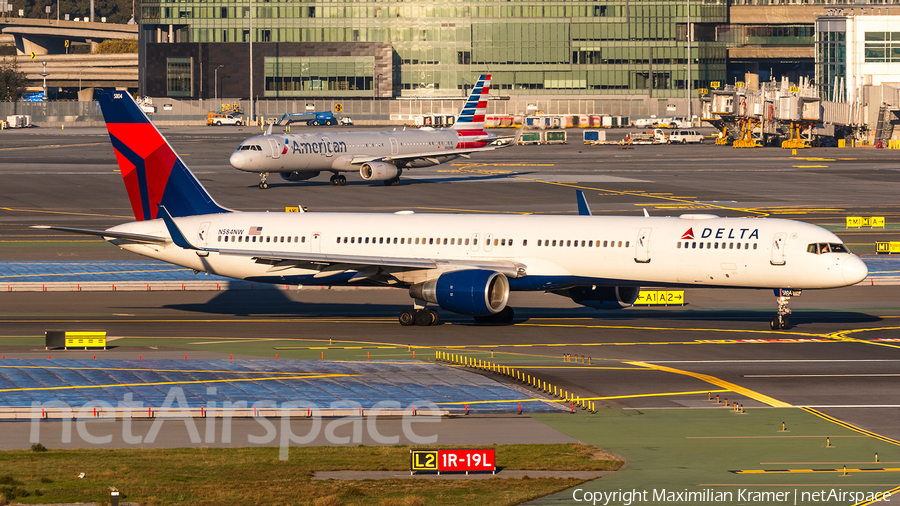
[36, 91, 868, 329]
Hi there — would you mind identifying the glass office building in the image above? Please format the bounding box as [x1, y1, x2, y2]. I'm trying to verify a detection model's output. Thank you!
[138, 0, 728, 100]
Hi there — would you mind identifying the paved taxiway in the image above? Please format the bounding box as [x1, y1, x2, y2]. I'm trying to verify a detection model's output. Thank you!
[2, 127, 900, 450]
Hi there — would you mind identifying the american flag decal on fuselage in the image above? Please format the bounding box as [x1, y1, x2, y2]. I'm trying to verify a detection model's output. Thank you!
[452, 74, 491, 149]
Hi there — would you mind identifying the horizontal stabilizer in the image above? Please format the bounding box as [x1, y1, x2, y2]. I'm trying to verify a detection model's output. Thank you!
[31, 225, 168, 244]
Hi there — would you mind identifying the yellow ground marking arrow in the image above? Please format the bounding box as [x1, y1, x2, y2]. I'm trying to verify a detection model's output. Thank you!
[626, 361, 792, 407]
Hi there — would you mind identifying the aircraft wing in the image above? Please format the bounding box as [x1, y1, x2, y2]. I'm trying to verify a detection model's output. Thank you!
[349, 146, 496, 166]
[31, 225, 169, 244]
[216, 249, 525, 278]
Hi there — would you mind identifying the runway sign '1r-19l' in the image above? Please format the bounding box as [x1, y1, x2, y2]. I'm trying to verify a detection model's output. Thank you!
[410, 449, 496, 474]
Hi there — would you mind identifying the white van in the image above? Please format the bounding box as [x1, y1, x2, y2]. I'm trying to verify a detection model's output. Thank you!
[668, 130, 704, 144]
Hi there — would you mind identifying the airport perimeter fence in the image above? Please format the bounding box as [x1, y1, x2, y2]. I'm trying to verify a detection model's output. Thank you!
[2, 95, 682, 127]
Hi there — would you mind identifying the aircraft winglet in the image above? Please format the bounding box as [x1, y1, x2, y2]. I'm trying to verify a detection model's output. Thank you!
[576, 190, 592, 216]
[158, 205, 199, 250]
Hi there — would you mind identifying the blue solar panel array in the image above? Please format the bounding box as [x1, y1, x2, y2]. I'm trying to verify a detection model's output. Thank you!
[0, 261, 231, 283]
[0, 359, 556, 413]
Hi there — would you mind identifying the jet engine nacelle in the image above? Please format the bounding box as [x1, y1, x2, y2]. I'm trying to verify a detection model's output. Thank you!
[409, 269, 509, 316]
[564, 286, 640, 309]
[360, 162, 399, 181]
[280, 171, 320, 182]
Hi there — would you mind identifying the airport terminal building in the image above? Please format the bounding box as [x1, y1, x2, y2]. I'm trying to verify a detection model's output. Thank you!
[138, 0, 728, 115]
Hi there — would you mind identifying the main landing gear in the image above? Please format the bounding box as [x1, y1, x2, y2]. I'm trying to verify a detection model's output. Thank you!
[330, 174, 347, 186]
[258, 172, 269, 189]
[399, 308, 440, 326]
[383, 177, 401, 186]
[770, 288, 797, 330]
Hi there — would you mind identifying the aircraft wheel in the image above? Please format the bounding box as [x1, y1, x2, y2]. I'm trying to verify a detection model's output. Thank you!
[384, 177, 400, 186]
[770, 316, 780, 330]
[399, 310, 416, 326]
[780, 315, 791, 330]
[330, 175, 339, 186]
[337, 175, 347, 186]
[414, 309, 434, 326]
[258, 182, 268, 189]
[428, 309, 440, 325]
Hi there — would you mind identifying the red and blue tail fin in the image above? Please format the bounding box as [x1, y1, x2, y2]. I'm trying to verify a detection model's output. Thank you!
[97, 90, 230, 221]
[452, 74, 490, 133]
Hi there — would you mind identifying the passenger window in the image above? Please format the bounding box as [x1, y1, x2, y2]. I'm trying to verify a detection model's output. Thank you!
[415, 238, 419, 245]
[552, 240, 557, 247]
[603, 241, 608, 247]
[336, 237, 340, 244]
[699, 242, 703, 249]
[625, 241, 629, 247]
[473, 238, 478, 245]
[450, 238, 455, 245]
[351, 237, 355, 243]
[218, 236, 222, 242]
[508, 238, 512, 245]
[429, 238, 434, 245]
[365, 238, 369, 244]
[714, 242, 718, 249]
[458, 238, 462, 244]
[295, 236, 299, 242]
[501, 239, 506, 246]
[589, 240, 593, 247]
[394, 238, 398, 244]
[538, 240, 542, 246]
[677, 242, 681, 249]
[706, 242, 710, 248]
[443, 238, 448, 245]
[494, 239, 498, 246]
[581, 240, 585, 247]
[238, 236, 242, 242]
[465, 238, 470, 245]
[753, 244, 757, 250]
[619, 241, 623, 247]
[566, 240, 571, 247]
[523, 239, 527, 246]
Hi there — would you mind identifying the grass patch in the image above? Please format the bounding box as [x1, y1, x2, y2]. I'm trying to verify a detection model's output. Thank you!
[0, 443, 619, 505]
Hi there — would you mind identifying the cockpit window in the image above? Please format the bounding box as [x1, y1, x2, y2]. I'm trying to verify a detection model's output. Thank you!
[239, 145, 262, 151]
[807, 242, 849, 254]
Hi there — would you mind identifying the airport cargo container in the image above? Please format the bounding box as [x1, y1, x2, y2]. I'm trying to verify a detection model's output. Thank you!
[518, 132, 542, 145]
[583, 130, 606, 143]
[545, 131, 567, 144]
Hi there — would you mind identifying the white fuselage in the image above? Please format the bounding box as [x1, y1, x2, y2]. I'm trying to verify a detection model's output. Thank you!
[108, 212, 867, 292]
[230, 129, 487, 174]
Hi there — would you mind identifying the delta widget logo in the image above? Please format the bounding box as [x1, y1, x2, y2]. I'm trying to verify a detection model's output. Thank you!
[681, 228, 694, 240]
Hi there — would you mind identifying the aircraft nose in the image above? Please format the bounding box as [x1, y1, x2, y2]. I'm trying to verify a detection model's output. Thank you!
[843, 256, 868, 285]
[230, 151, 246, 169]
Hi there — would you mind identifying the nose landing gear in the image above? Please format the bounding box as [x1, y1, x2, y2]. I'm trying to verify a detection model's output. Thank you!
[770, 288, 798, 330]
[258, 172, 269, 189]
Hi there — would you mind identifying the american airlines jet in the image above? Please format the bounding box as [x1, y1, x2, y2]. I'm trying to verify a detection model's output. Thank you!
[37, 91, 868, 330]
[229, 75, 502, 189]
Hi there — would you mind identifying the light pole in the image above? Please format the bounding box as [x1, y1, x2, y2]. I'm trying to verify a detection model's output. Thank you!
[40, 61, 48, 100]
[77, 65, 94, 95]
[215, 64, 224, 102]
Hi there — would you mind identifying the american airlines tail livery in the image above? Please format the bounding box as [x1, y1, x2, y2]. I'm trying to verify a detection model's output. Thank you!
[37, 90, 868, 329]
[229, 74, 502, 188]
